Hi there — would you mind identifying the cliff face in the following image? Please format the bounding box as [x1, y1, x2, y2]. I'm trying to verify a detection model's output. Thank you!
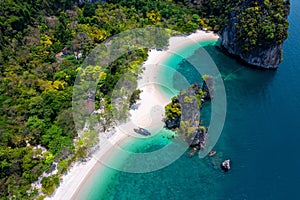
[177, 84, 201, 129]
[165, 80, 213, 150]
[179, 0, 290, 69]
[221, 0, 290, 69]
[165, 84, 201, 130]
[202, 75, 214, 100]
[222, 24, 284, 69]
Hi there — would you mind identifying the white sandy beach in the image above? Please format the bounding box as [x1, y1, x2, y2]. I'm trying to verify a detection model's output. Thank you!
[47, 30, 219, 200]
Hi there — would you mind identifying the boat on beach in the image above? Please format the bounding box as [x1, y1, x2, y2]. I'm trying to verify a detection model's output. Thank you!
[134, 127, 151, 136]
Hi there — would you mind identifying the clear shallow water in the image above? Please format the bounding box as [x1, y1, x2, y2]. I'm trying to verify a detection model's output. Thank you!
[79, 1, 300, 199]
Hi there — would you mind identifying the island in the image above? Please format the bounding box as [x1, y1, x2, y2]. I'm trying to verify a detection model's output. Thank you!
[183, 0, 290, 69]
[221, 0, 290, 69]
[164, 76, 214, 156]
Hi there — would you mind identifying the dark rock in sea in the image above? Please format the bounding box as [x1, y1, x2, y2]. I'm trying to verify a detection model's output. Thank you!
[221, 159, 231, 172]
[190, 126, 208, 150]
[202, 75, 214, 100]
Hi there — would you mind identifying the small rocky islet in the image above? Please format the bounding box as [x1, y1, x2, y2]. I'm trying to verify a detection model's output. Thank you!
[164, 75, 214, 156]
[164, 76, 232, 171]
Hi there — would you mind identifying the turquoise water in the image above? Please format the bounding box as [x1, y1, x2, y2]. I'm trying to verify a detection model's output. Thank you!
[79, 1, 300, 199]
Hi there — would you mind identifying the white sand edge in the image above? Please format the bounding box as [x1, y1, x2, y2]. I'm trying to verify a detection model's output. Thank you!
[46, 30, 219, 200]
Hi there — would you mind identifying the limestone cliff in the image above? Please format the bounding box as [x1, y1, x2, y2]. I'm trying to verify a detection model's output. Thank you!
[165, 80, 213, 150]
[180, 0, 290, 69]
[221, 0, 290, 69]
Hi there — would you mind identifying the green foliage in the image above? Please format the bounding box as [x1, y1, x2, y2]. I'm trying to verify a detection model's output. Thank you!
[195, 89, 206, 106]
[200, 126, 206, 132]
[129, 89, 142, 106]
[183, 96, 193, 104]
[57, 159, 69, 174]
[0, 146, 45, 198]
[80, 130, 99, 149]
[165, 83, 206, 140]
[83, 3, 96, 18]
[41, 124, 71, 155]
[75, 146, 88, 160]
[165, 99, 181, 120]
[43, 151, 55, 171]
[106, 0, 202, 33]
[36, 195, 46, 200]
[194, 0, 234, 32]
[202, 74, 210, 81]
[235, 0, 289, 51]
[41, 174, 60, 195]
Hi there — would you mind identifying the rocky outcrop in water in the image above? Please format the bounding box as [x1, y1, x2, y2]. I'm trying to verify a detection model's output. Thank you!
[177, 84, 202, 129]
[165, 84, 202, 130]
[202, 75, 214, 100]
[165, 78, 214, 151]
[221, 0, 290, 69]
[222, 21, 284, 69]
[190, 126, 208, 150]
[181, 0, 290, 69]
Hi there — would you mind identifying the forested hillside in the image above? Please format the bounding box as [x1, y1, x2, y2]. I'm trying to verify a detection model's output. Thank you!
[0, 0, 203, 199]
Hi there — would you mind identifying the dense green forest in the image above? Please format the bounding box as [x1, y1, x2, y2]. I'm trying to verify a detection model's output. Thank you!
[0, 0, 289, 199]
[0, 0, 203, 199]
[235, 0, 289, 52]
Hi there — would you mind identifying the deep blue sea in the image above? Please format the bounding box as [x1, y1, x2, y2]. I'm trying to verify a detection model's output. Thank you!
[79, 1, 300, 199]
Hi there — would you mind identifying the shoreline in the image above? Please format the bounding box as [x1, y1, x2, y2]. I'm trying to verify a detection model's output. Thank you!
[47, 30, 219, 200]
